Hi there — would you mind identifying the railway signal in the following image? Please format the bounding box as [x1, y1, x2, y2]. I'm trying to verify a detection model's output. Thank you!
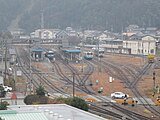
[153, 71, 156, 89]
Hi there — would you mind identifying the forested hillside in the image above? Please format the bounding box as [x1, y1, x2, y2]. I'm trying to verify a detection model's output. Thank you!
[0, 0, 160, 32]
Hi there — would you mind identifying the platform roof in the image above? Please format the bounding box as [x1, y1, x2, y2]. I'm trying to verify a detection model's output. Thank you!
[63, 49, 81, 53]
[31, 48, 44, 52]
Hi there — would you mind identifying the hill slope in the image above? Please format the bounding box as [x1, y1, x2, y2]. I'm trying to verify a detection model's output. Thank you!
[1, 0, 160, 32]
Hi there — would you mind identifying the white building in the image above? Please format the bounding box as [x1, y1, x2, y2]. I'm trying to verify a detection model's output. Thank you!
[31, 29, 61, 39]
[123, 35, 156, 55]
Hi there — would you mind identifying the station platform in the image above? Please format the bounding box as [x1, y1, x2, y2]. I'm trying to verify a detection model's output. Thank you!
[61, 48, 81, 62]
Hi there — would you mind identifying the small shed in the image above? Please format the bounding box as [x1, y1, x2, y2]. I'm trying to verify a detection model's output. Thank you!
[31, 48, 45, 61]
[62, 49, 81, 61]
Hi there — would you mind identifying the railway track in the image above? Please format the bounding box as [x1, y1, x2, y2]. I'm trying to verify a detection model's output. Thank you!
[92, 57, 160, 118]
[129, 63, 152, 88]
[16, 47, 68, 96]
[16, 47, 159, 119]
[53, 58, 152, 119]
[89, 102, 152, 120]
[51, 55, 95, 94]
[51, 54, 149, 119]
[103, 61, 160, 117]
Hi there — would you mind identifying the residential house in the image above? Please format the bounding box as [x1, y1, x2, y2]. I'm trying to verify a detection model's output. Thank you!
[145, 27, 157, 34]
[67, 30, 78, 37]
[84, 30, 101, 40]
[122, 32, 137, 37]
[10, 28, 25, 38]
[52, 29, 61, 39]
[126, 25, 140, 32]
[56, 30, 69, 39]
[55, 30, 69, 47]
[103, 31, 117, 40]
[66, 27, 73, 32]
[98, 33, 108, 41]
[32, 29, 41, 38]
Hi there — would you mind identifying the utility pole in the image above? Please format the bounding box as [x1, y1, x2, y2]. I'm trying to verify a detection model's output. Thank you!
[68, 72, 92, 97]
[13, 62, 17, 90]
[0, 39, 4, 76]
[29, 39, 33, 94]
[4, 39, 7, 82]
[72, 72, 75, 97]
[98, 39, 101, 73]
[81, 35, 84, 73]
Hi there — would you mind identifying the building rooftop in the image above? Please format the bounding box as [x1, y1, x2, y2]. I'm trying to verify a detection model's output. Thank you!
[5, 104, 107, 120]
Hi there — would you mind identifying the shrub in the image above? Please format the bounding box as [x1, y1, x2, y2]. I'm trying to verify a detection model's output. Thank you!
[24, 95, 48, 105]
[65, 97, 89, 111]
[0, 101, 9, 110]
[0, 86, 6, 97]
[36, 85, 45, 96]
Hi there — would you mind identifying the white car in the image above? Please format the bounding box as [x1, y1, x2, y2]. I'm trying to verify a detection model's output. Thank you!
[111, 92, 128, 99]
[3, 86, 12, 92]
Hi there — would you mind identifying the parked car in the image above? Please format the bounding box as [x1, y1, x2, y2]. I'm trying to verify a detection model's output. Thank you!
[3, 86, 12, 92]
[111, 92, 128, 99]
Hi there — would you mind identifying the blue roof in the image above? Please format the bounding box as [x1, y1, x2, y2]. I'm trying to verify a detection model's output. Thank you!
[63, 49, 81, 53]
[32, 48, 44, 52]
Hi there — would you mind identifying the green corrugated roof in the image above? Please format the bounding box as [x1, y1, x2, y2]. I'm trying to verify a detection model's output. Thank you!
[0, 111, 48, 120]
[0, 110, 17, 114]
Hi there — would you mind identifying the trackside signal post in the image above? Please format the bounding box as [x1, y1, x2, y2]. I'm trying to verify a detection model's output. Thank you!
[152, 71, 156, 97]
[153, 71, 156, 89]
